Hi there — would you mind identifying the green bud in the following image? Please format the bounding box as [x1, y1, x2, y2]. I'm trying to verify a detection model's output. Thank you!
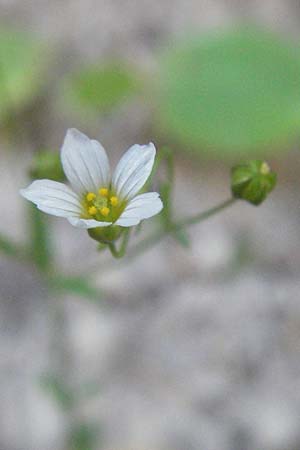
[30, 150, 65, 182]
[88, 225, 122, 244]
[231, 160, 277, 205]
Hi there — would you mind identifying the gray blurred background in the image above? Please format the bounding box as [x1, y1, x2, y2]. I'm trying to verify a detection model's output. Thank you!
[0, 1, 300, 449]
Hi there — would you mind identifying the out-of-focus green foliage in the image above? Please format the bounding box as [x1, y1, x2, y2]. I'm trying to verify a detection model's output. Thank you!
[0, 233, 26, 259]
[231, 160, 277, 205]
[29, 150, 65, 182]
[0, 29, 49, 120]
[69, 423, 98, 450]
[41, 376, 100, 449]
[40, 374, 75, 411]
[48, 275, 102, 301]
[158, 27, 300, 157]
[62, 62, 139, 117]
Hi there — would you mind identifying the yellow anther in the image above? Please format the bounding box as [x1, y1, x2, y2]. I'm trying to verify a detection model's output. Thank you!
[88, 206, 97, 215]
[86, 192, 96, 202]
[99, 188, 108, 197]
[100, 206, 110, 217]
[110, 196, 119, 206]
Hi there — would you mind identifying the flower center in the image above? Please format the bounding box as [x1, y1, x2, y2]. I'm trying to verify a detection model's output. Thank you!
[81, 187, 126, 222]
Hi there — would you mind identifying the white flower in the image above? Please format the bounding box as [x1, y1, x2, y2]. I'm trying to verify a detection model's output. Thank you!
[20, 128, 163, 229]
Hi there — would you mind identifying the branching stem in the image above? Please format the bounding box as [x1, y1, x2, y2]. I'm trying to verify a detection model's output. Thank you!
[127, 197, 236, 260]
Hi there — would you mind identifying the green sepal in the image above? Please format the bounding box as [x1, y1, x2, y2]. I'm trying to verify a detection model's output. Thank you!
[231, 160, 277, 205]
[88, 225, 123, 244]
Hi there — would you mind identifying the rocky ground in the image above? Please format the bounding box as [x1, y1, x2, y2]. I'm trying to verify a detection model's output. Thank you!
[1, 1, 300, 450]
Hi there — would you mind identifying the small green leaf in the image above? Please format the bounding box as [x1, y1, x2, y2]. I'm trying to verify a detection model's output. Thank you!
[0, 233, 26, 258]
[69, 423, 99, 450]
[40, 374, 74, 411]
[0, 29, 49, 120]
[30, 150, 65, 182]
[48, 275, 102, 301]
[158, 26, 300, 157]
[62, 62, 140, 117]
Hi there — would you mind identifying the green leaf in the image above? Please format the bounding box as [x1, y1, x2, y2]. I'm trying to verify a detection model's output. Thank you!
[40, 374, 74, 411]
[48, 275, 102, 301]
[0, 233, 27, 259]
[29, 150, 65, 182]
[69, 423, 99, 450]
[0, 29, 49, 120]
[62, 62, 140, 117]
[158, 26, 300, 157]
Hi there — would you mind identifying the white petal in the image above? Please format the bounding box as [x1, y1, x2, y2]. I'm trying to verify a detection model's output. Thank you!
[20, 179, 81, 218]
[115, 192, 163, 227]
[61, 128, 110, 194]
[112, 142, 156, 201]
[68, 217, 112, 229]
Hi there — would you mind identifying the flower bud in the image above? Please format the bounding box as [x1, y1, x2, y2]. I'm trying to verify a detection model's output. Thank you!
[231, 160, 276, 205]
[30, 150, 65, 182]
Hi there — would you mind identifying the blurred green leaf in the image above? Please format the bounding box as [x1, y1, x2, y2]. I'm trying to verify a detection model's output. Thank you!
[0, 233, 27, 259]
[30, 150, 65, 182]
[40, 374, 74, 411]
[0, 29, 49, 120]
[158, 26, 300, 157]
[62, 62, 140, 116]
[69, 423, 99, 450]
[48, 274, 102, 301]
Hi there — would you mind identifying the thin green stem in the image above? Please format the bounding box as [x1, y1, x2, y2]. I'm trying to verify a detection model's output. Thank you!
[108, 228, 131, 258]
[127, 197, 236, 260]
[159, 148, 174, 225]
[29, 205, 53, 272]
[174, 197, 236, 229]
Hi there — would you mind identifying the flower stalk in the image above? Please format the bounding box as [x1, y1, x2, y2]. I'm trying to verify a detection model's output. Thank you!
[126, 197, 236, 260]
[108, 228, 131, 258]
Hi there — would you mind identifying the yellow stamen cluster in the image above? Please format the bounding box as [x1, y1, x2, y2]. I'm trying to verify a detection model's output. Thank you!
[83, 188, 121, 221]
